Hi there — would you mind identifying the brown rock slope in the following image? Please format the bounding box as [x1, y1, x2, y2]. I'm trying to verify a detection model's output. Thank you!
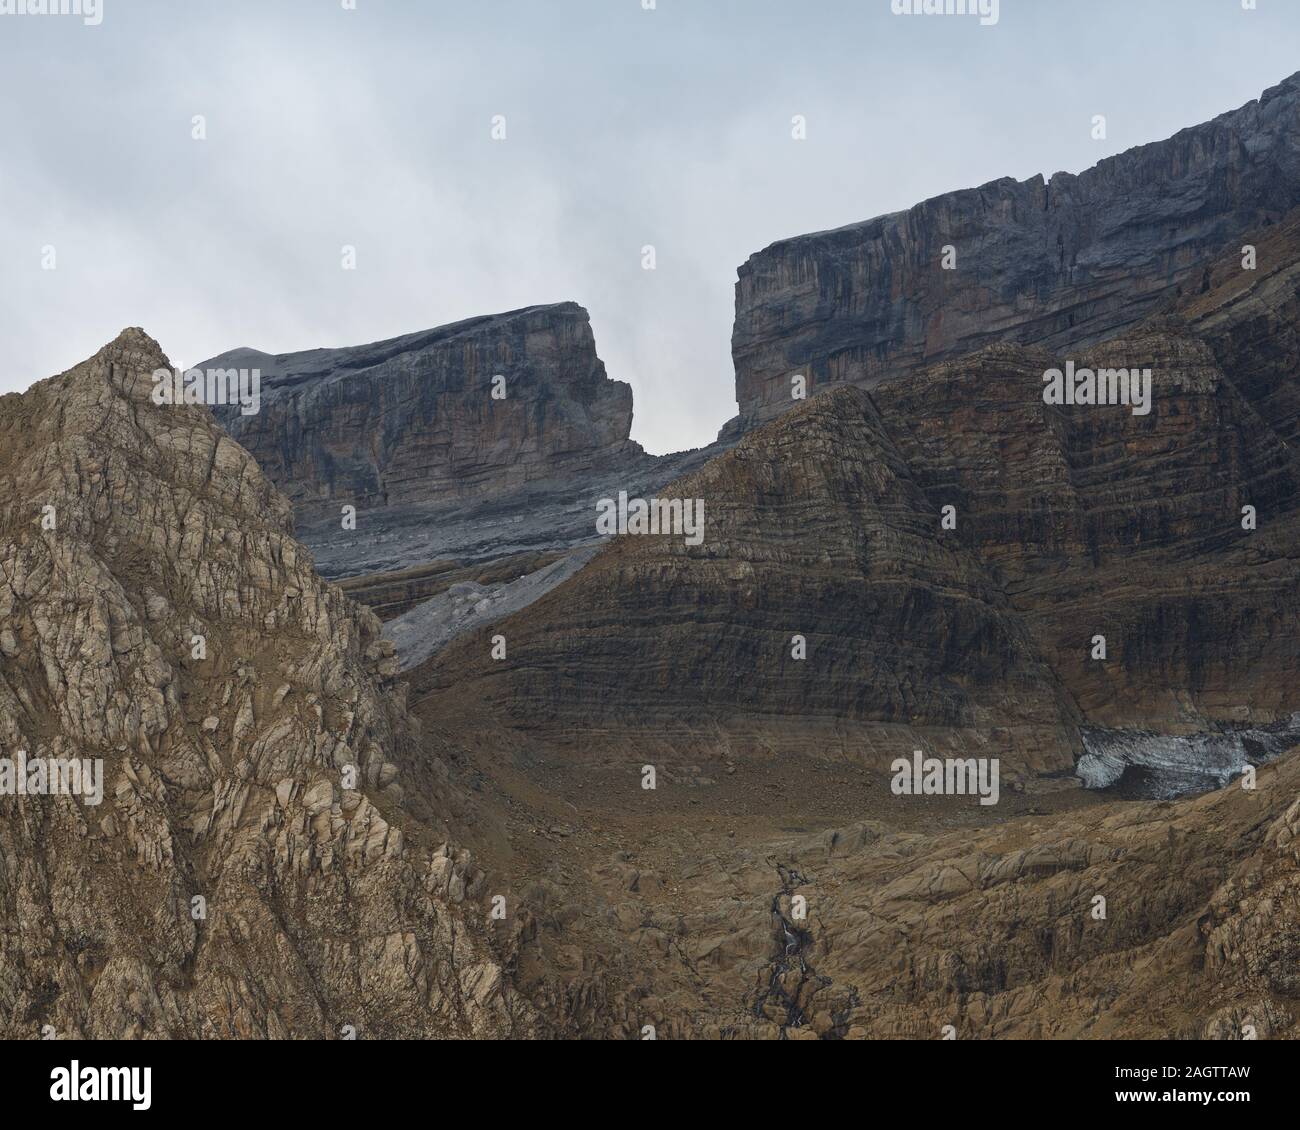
[414, 385, 1082, 777]
[511, 745, 1300, 1039]
[0, 330, 535, 1038]
[872, 324, 1300, 730]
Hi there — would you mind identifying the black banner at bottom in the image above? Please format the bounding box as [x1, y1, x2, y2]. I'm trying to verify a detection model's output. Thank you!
[0, 1037, 1288, 1116]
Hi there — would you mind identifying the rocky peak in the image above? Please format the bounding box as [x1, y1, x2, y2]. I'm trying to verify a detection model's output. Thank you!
[204, 301, 642, 523]
[0, 331, 532, 1037]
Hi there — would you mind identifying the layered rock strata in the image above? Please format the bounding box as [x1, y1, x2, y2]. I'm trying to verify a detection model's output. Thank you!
[206, 302, 642, 522]
[202, 304, 732, 581]
[414, 386, 1083, 777]
[413, 312, 1300, 784]
[732, 71, 1300, 430]
[1180, 209, 1300, 448]
[870, 325, 1300, 733]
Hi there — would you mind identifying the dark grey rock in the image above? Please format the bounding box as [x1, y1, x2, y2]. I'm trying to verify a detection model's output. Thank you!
[732, 70, 1300, 430]
[204, 302, 641, 522]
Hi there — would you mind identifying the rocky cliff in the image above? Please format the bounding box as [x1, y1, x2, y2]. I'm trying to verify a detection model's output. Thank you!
[205, 302, 642, 523]
[732, 71, 1300, 430]
[412, 299, 1300, 778]
[1181, 208, 1300, 448]
[414, 385, 1083, 778]
[202, 304, 733, 583]
[0, 331, 534, 1038]
[870, 325, 1300, 733]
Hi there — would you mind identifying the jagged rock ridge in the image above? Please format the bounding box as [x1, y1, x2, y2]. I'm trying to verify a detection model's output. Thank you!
[0, 331, 534, 1038]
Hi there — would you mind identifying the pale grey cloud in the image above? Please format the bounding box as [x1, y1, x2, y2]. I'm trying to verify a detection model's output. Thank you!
[2, 0, 1295, 451]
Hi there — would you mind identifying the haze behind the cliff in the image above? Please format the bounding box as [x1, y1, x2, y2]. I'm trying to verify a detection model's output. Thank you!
[1, 0, 1296, 453]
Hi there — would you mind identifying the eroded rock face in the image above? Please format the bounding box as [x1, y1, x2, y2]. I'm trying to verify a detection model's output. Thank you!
[413, 311, 1300, 781]
[295, 432, 729, 582]
[0, 331, 533, 1038]
[871, 325, 1300, 732]
[732, 71, 1300, 430]
[202, 303, 737, 584]
[415, 385, 1083, 778]
[205, 302, 642, 523]
[1181, 209, 1300, 448]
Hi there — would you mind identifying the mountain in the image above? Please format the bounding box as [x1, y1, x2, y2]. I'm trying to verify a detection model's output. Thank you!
[205, 302, 640, 519]
[200, 303, 731, 583]
[8, 72, 1300, 1043]
[399, 307, 1300, 1035]
[0, 331, 534, 1038]
[731, 71, 1300, 430]
[413, 384, 1083, 778]
[411, 307, 1300, 786]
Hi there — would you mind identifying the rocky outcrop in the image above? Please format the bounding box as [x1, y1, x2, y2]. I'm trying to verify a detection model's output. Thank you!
[205, 302, 642, 523]
[414, 385, 1083, 777]
[732, 71, 1300, 430]
[0, 331, 534, 1038]
[1180, 208, 1300, 448]
[202, 304, 734, 583]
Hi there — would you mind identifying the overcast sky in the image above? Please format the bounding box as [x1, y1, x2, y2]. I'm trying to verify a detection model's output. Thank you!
[2, 0, 1298, 452]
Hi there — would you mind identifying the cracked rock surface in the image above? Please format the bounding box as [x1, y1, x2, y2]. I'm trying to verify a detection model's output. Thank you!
[0, 331, 535, 1038]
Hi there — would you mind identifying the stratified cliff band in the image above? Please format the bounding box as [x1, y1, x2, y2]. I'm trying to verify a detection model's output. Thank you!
[731, 72, 1300, 430]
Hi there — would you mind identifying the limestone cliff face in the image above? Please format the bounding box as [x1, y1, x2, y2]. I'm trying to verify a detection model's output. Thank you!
[206, 302, 641, 524]
[732, 72, 1300, 430]
[415, 386, 1083, 777]
[0, 331, 533, 1038]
